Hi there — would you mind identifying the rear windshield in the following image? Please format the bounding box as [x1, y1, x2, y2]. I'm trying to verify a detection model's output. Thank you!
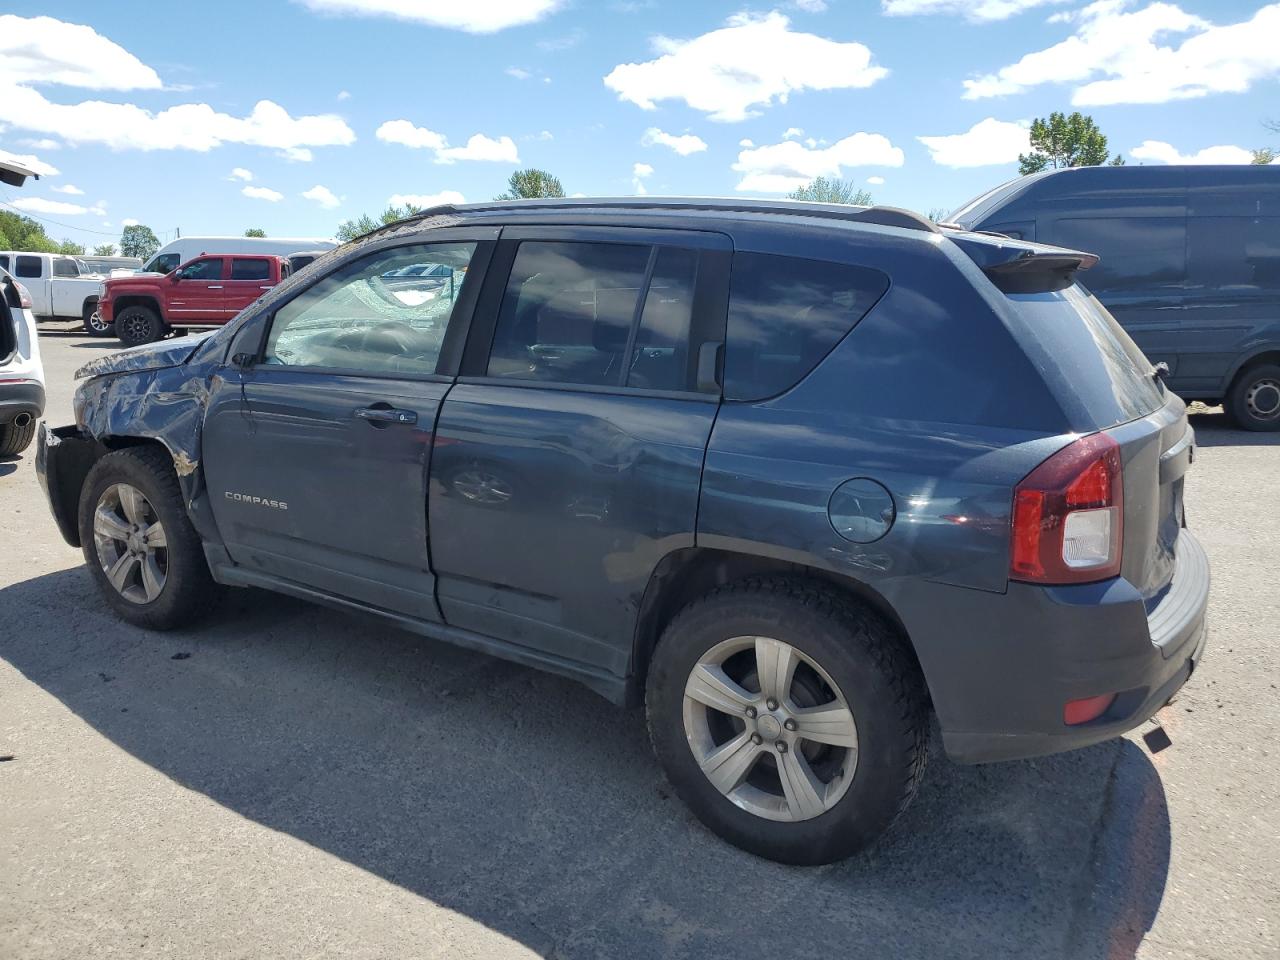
[1007, 284, 1165, 429]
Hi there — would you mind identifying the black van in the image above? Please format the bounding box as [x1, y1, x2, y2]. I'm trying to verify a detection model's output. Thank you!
[949, 165, 1280, 430]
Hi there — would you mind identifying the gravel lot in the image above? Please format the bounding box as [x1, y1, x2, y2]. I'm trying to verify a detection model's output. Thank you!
[2, 328, 1277, 960]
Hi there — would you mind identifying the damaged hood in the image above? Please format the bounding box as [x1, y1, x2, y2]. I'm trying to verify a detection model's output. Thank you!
[76, 332, 214, 380]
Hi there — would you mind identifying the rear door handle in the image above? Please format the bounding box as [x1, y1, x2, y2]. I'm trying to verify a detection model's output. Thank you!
[259, 285, 274, 290]
[355, 406, 418, 425]
[208, 285, 223, 290]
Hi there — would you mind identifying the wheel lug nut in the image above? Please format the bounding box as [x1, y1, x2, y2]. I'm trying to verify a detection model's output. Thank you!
[784, 718, 797, 731]
[766, 698, 778, 710]
[775, 741, 788, 753]
[745, 706, 757, 719]
[750, 733, 763, 746]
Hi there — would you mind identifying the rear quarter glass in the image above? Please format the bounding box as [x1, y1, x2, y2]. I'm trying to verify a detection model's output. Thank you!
[1004, 284, 1165, 431]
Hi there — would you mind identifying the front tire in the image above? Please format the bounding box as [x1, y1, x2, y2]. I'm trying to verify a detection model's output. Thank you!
[77, 446, 221, 629]
[1226, 363, 1280, 432]
[82, 299, 112, 337]
[116, 305, 164, 347]
[646, 578, 928, 865]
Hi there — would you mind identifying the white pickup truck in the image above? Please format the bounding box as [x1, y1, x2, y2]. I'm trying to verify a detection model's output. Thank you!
[0, 252, 109, 335]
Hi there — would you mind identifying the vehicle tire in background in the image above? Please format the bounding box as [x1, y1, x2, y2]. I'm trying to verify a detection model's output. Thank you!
[645, 577, 928, 865]
[82, 299, 112, 337]
[0, 418, 37, 457]
[77, 446, 221, 629]
[1226, 363, 1280, 432]
[115, 306, 165, 347]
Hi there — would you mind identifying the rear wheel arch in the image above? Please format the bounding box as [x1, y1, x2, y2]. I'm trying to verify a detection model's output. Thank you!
[631, 547, 925, 702]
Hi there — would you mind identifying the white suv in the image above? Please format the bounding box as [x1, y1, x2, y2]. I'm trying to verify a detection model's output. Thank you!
[0, 267, 45, 456]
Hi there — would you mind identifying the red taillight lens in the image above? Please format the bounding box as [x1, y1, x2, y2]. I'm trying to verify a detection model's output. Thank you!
[1011, 432, 1123, 585]
[1063, 693, 1117, 726]
[14, 281, 33, 309]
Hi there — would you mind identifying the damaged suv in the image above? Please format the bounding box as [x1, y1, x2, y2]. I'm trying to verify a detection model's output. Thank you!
[37, 198, 1209, 864]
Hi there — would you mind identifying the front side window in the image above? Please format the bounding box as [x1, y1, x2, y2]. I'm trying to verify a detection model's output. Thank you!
[179, 258, 224, 281]
[725, 253, 890, 401]
[263, 242, 476, 375]
[15, 255, 41, 279]
[230, 258, 271, 281]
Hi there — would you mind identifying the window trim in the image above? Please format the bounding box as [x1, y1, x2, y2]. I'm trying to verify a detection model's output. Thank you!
[459, 225, 731, 397]
[228, 256, 274, 282]
[246, 231, 497, 379]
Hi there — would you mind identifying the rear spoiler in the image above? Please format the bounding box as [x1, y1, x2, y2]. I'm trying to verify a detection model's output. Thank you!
[947, 232, 1099, 295]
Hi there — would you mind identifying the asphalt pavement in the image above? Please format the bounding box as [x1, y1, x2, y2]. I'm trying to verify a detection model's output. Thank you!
[1, 326, 1277, 959]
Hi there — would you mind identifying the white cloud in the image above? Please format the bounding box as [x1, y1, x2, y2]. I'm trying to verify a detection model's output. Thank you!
[964, 1, 1280, 106]
[387, 190, 466, 208]
[337, 89, 351, 100]
[51, 183, 84, 194]
[739, 138, 755, 147]
[294, 0, 562, 32]
[243, 185, 284, 202]
[538, 28, 585, 51]
[794, 0, 828, 10]
[0, 148, 58, 176]
[603, 12, 887, 122]
[121, 218, 139, 227]
[641, 127, 708, 156]
[302, 184, 342, 208]
[376, 120, 519, 163]
[633, 162, 654, 177]
[0, 14, 161, 91]
[783, 127, 804, 139]
[9, 196, 104, 216]
[1129, 140, 1255, 165]
[733, 132, 904, 192]
[867, 175, 886, 184]
[918, 117, 1031, 167]
[228, 167, 254, 181]
[506, 66, 533, 80]
[883, 0, 1068, 21]
[19, 138, 60, 150]
[536, 129, 553, 141]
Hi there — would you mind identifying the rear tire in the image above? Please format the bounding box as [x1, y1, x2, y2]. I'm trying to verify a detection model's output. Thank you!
[116, 306, 164, 347]
[82, 299, 112, 337]
[645, 578, 928, 865]
[77, 446, 221, 629]
[0, 419, 37, 457]
[1226, 363, 1280, 432]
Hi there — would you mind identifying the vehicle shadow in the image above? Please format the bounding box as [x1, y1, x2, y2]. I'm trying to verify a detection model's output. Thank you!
[1188, 407, 1280, 447]
[0, 568, 1171, 959]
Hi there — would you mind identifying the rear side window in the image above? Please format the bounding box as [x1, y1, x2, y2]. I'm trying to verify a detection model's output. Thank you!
[15, 256, 41, 279]
[231, 258, 271, 281]
[147, 253, 181, 273]
[1049, 218, 1185, 291]
[52, 258, 77, 278]
[725, 253, 889, 401]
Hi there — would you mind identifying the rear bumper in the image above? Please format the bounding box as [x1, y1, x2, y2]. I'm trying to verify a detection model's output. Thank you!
[0, 379, 45, 424]
[900, 528, 1210, 764]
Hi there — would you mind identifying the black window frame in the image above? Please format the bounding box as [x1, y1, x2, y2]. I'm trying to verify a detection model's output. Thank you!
[15, 255, 42, 279]
[458, 225, 731, 401]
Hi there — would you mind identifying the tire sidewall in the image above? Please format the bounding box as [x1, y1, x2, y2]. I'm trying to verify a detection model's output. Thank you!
[1229, 364, 1280, 432]
[647, 586, 921, 864]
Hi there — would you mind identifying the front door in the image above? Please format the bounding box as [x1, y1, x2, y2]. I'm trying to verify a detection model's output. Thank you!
[202, 232, 495, 620]
[169, 256, 227, 322]
[428, 227, 730, 675]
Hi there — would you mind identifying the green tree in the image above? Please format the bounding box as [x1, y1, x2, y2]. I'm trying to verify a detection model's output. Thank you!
[786, 176, 872, 205]
[1253, 148, 1277, 165]
[0, 211, 58, 252]
[244, 227, 267, 237]
[1018, 112, 1122, 175]
[92, 243, 117, 256]
[334, 203, 422, 243]
[57, 240, 86, 255]
[495, 168, 565, 200]
[120, 224, 160, 260]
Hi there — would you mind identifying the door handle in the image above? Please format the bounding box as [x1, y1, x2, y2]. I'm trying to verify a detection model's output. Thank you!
[208, 285, 223, 289]
[355, 406, 418, 425]
[259, 285, 274, 290]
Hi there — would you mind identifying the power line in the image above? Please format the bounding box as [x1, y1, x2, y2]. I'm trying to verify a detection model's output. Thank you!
[0, 192, 123, 238]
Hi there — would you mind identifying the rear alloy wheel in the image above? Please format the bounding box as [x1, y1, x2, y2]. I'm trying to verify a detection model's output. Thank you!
[1227, 363, 1280, 432]
[115, 305, 164, 347]
[83, 300, 112, 337]
[646, 578, 928, 865]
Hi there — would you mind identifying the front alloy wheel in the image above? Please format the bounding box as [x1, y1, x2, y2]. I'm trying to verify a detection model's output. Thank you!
[92, 482, 168, 603]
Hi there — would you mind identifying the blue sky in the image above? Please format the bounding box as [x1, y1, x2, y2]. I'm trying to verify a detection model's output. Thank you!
[1, 0, 1277, 248]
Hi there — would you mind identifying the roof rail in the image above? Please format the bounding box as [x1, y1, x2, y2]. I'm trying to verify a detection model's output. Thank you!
[370, 196, 940, 238]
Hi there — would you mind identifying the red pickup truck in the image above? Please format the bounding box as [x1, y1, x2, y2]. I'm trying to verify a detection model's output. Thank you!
[100, 254, 291, 346]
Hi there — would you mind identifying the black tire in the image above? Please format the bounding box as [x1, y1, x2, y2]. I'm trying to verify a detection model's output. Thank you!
[1226, 363, 1280, 432]
[82, 299, 112, 337]
[115, 305, 164, 347]
[77, 446, 221, 629]
[0, 419, 37, 457]
[646, 578, 928, 865]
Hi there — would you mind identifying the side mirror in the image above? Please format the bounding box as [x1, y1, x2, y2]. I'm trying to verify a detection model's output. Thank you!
[231, 352, 256, 369]
[169, 271, 182, 282]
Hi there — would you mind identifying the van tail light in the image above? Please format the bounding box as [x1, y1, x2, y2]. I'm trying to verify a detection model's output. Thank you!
[1011, 432, 1123, 585]
[14, 281, 33, 309]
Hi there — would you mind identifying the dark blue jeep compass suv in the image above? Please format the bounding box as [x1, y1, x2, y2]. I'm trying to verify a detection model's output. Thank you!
[37, 198, 1209, 864]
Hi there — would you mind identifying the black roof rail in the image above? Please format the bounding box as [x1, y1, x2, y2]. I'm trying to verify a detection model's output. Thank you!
[364, 196, 940, 239]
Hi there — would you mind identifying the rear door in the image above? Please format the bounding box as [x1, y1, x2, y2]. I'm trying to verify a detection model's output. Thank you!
[202, 231, 496, 620]
[222, 256, 277, 322]
[428, 226, 730, 675]
[168, 256, 227, 322]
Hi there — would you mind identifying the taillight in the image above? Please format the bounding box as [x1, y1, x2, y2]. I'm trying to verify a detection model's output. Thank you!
[14, 281, 33, 309]
[1011, 432, 1123, 585]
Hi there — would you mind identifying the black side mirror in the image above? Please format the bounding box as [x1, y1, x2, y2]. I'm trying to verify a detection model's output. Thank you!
[231, 352, 256, 369]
